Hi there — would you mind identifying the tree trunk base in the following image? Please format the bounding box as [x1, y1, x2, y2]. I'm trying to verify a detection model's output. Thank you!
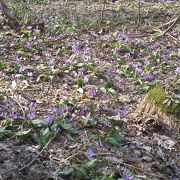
[135, 86, 180, 132]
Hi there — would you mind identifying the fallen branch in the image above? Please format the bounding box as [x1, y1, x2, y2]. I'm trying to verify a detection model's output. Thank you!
[129, 33, 154, 38]
[130, 15, 180, 38]
[159, 15, 180, 30]
[157, 15, 180, 37]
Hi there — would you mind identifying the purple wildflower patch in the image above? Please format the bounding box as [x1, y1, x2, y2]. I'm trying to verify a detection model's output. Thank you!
[86, 149, 94, 159]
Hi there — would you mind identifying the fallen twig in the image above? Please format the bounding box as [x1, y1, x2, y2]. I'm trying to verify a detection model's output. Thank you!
[129, 34, 154, 38]
[130, 15, 180, 38]
[157, 15, 180, 37]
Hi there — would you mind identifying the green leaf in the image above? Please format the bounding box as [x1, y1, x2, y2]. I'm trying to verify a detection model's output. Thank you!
[0, 63, 6, 69]
[85, 85, 97, 89]
[167, 99, 172, 107]
[103, 177, 115, 180]
[26, 67, 36, 72]
[31, 133, 41, 144]
[107, 88, 116, 94]
[61, 122, 71, 130]
[0, 127, 6, 138]
[143, 65, 151, 71]
[1, 119, 14, 126]
[84, 158, 97, 168]
[58, 168, 74, 175]
[20, 29, 32, 35]
[83, 113, 91, 125]
[41, 128, 52, 144]
[105, 137, 119, 146]
[111, 132, 124, 143]
[88, 134, 102, 139]
[56, 48, 62, 56]
[73, 166, 88, 179]
[31, 118, 47, 128]
[66, 133, 74, 140]
[51, 123, 60, 132]
[76, 63, 84, 68]
[58, 99, 74, 106]
[16, 129, 32, 136]
[75, 78, 84, 85]
[42, 128, 51, 137]
[36, 74, 48, 82]
[100, 87, 107, 94]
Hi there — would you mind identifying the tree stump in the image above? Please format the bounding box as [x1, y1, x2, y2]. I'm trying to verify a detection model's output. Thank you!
[136, 85, 180, 132]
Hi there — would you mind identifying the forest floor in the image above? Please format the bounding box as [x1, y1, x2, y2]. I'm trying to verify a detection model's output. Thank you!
[0, 0, 180, 179]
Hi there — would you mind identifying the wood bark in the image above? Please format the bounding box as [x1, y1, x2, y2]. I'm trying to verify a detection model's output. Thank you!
[0, 0, 20, 30]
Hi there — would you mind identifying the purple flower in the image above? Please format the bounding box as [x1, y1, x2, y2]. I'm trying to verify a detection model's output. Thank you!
[11, 74, 17, 79]
[95, 139, 103, 148]
[62, 90, 68, 95]
[65, 116, 74, 123]
[136, 62, 142, 67]
[86, 149, 94, 159]
[72, 43, 79, 53]
[27, 112, 35, 119]
[26, 26, 32, 30]
[136, 67, 143, 73]
[19, 66, 25, 72]
[63, 58, 71, 64]
[47, 58, 55, 66]
[125, 53, 131, 57]
[83, 86, 89, 91]
[107, 70, 116, 77]
[148, 42, 160, 49]
[114, 108, 119, 116]
[28, 103, 36, 111]
[62, 105, 69, 111]
[121, 107, 129, 116]
[74, 70, 84, 78]
[103, 120, 110, 127]
[119, 167, 134, 180]
[153, 71, 158, 75]
[115, 82, 121, 87]
[34, 55, 41, 61]
[44, 52, 51, 57]
[9, 111, 18, 119]
[45, 115, 53, 123]
[77, 105, 87, 115]
[13, 55, 22, 62]
[144, 60, 150, 65]
[1, 111, 7, 117]
[89, 89, 97, 96]
[102, 105, 108, 111]
[127, 61, 133, 66]
[51, 106, 62, 115]
[102, 94, 109, 100]
[175, 67, 180, 73]
[27, 72, 33, 77]
[7, 100, 13, 107]
[142, 72, 153, 80]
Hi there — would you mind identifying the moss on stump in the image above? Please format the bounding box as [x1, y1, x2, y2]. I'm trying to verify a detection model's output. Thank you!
[136, 85, 180, 131]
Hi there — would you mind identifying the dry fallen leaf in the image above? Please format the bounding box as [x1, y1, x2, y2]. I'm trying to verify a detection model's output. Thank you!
[153, 133, 176, 150]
